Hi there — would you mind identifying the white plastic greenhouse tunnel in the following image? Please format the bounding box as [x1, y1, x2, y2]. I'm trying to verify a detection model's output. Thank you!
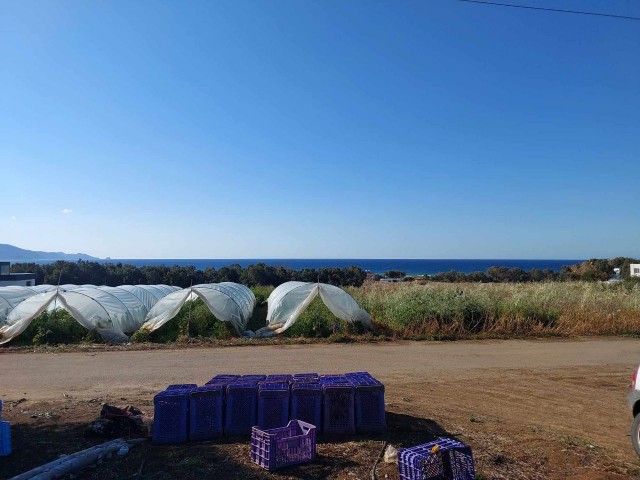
[255, 281, 372, 337]
[140, 283, 256, 336]
[0, 284, 181, 345]
[0, 285, 59, 324]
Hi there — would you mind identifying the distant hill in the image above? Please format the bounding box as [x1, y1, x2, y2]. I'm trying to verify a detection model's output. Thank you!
[0, 244, 100, 261]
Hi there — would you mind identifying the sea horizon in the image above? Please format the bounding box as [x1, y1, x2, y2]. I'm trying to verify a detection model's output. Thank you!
[58, 258, 587, 276]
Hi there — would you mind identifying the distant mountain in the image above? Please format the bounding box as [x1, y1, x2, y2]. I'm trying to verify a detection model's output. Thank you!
[0, 244, 100, 261]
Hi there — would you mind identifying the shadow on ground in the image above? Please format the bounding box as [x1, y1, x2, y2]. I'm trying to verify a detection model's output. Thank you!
[0, 411, 458, 480]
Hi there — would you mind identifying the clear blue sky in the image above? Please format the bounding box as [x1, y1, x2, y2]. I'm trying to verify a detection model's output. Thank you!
[1, 1, 638, 259]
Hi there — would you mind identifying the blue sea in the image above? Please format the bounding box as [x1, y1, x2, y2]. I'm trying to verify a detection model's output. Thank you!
[97, 259, 582, 276]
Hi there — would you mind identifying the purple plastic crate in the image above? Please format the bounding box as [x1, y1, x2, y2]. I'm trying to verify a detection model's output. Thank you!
[398, 437, 475, 480]
[290, 383, 322, 429]
[257, 383, 290, 430]
[225, 382, 258, 436]
[322, 383, 355, 434]
[251, 420, 316, 471]
[0, 421, 10, 456]
[189, 385, 224, 441]
[167, 384, 197, 391]
[153, 389, 190, 444]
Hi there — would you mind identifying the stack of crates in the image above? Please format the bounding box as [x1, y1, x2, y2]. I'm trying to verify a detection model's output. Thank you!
[240, 374, 267, 383]
[320, 375, 355, 434]
[152, 371, 385, 442]
[398, 437, 475, 480]
[257, 382, 290, 430]
[290, 382, 322, 429]
[153, 385, 195, 444]
[292, 373, 318, 382]
[225, 382, 259, 436]
[206, 374, 240, 385]
[265, 374, 292, 383]
[0, 400, 11, 456]
[346, 372, 386, 433]
[189, 384, 224, 441]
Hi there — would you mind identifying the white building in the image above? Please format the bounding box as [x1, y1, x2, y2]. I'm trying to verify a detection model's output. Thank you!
[0, 262, 36, 286]
[631, 264, 640, 278]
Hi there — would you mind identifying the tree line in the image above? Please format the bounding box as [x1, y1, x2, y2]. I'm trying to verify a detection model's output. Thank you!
[10, 261, 368, 288]
[384, 257, 640, 283]
[10, 257, 639, 288]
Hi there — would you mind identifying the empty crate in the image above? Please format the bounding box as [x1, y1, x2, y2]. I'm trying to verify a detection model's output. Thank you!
[265, 374, 293, 383]
[167, 384, 197, 390]
[351, 376, 386, 432]
[240, 375, 266, 383]
[398, 437, 475, 480]
[291, 383, 322, 429]
[251, 420, 316, 471]
[153, 388, 192, 444]
[322, 383, 355, 434]
[189, 385, 224, 441]
[292, 373, 318, 381]
[207, 374, 240, 384]
[0, 421, 10, 456]
[257, 383, 290, 430]
[225, 382, 258, 435]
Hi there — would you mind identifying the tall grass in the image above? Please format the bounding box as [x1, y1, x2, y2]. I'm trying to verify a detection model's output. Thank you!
[351, 281, 640, 337]
[7, 282, 640, 346]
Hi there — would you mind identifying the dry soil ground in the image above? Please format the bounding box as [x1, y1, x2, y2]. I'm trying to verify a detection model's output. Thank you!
[1, 338, 640, 479]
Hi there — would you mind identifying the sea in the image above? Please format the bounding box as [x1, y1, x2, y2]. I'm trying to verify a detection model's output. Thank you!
[96, 259, 582, 276]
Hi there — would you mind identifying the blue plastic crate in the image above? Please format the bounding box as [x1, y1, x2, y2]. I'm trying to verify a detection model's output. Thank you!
[167, 384, 197, 391]
[322, 383, 355, 434]
[345, 371, 373, 378]
[189, 385, 224, 441]
[240, 375, 266, 383]
[225, 382, 258, 436]
[319, 374, 347, 383]
[265, 375, 293, 383]
[292, 373, 319, 380]
[207, 374, 240, 384]
[353, 382, 386, 432]
[257, 383, 290, 430]
[398, 437, 475, 480]
[251, 420, 316, 471]
[291, 383, 322, 429]
[0, 421, 10, 456]
[153, 390, 190, 445]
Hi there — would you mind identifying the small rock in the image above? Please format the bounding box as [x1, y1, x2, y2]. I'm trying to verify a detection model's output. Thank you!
[383, 444, 398, 464]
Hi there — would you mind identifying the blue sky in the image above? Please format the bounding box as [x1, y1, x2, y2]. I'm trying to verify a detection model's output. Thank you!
[1, 1, 639, 259]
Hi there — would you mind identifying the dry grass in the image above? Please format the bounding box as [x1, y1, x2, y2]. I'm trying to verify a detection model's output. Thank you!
[349, 281, 640, 337]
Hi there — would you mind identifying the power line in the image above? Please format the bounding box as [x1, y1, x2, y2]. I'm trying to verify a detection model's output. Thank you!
[457, 0, 640, 21]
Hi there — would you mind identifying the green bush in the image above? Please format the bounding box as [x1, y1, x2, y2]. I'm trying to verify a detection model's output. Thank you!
[285, 297, 336, 338]
[145, 298, 236, 342]
[27, 309, 87, 345]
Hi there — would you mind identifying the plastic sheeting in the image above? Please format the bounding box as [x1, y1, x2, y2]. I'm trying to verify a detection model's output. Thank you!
[0, 285, 58, 324]
[256, 282, 372, 336]
[0, 284, 180, 344]
[141, 283, 256, 335]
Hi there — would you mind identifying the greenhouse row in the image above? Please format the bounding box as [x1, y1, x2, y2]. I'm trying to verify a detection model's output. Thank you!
[0, 282, 372, 344]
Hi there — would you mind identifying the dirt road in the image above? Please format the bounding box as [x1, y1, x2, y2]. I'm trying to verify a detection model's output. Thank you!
[1, 338, 640, 479]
